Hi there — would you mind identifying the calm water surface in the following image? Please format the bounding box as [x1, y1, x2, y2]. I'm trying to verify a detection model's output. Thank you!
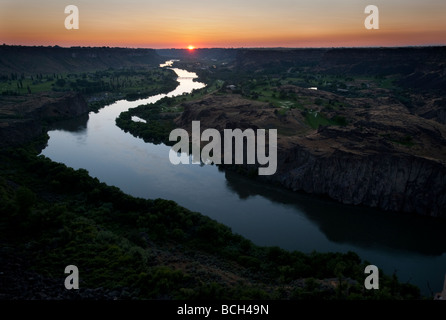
[41, 62, 446, 296]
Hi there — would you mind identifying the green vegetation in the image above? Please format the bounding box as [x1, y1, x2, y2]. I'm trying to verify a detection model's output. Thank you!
[116, 98, 177, 145]
[0, 49, 432, 300]
[393, 135, 415, 147]
[0, 139, 421, 299]
[116, 79, 224, 144]
[182, 64, 360, 130]
[1, 69, 167, 95]
[382, 134, 415, 147]
[300, 110, 348, 129]
[0, 68, 178, 113]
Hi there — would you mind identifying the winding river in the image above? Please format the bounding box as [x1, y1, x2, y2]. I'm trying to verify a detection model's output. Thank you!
[41, 61, 446, 296]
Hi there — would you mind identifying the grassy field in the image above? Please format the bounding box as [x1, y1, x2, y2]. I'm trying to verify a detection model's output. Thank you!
[0, 68, 176, 97]
[0, 68, 179, 114]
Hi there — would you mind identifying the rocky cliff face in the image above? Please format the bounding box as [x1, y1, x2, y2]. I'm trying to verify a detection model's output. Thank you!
[28, 92, 88, 121]
[175, 93, 446, 218]
[272, 144, 446, 217]
[0, 92, 88, 147]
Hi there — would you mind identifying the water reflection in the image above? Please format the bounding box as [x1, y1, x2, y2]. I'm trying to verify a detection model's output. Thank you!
[224, 170, 446, 256]
[41, 61, 446, 296]
[49, 113, 89, 133]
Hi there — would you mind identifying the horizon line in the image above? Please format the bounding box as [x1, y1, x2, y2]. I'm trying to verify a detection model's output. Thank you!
[2, 43, 446, 50]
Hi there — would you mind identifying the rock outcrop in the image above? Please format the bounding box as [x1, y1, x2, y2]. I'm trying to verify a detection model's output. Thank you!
[274, 143, 446, 217]
[0, 92, 88, 147]
[175, 93, 446, 218]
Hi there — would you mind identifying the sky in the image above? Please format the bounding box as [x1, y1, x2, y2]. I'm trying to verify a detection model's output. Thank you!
[1, 0, 445, 48]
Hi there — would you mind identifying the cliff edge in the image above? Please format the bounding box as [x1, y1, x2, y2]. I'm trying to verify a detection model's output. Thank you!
[175, 93, 446, 217]
[0, 92, 88, 147]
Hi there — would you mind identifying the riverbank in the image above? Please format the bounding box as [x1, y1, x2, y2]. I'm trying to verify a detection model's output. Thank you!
[0, 66, 179, 149]
[118, 56, 446, 218]
[112, 62, 446, 296]
[0, 136, 421, 300]
[0, 92, 88, 148]
[0, 59, 424, 300]
[174, 93, 446, 218]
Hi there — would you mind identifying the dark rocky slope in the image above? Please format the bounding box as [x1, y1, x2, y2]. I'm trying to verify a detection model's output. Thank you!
[234, 47, 446, 126]
[0, 45, 162, 74]
[175, 93, 446, 218]
[0, 92, 88, 147]
[275, 141, 446, 217]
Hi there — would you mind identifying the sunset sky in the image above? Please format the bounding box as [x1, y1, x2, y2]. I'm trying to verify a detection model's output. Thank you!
[1, 0, 445, 48]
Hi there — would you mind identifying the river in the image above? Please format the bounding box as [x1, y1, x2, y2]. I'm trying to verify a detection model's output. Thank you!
[41, 61, 446, 297]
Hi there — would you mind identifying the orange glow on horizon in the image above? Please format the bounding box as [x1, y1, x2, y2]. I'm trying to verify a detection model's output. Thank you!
[1, 1, 446, 49]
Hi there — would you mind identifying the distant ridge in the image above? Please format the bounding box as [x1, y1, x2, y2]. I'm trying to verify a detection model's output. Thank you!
[235, 46, 446, 92]
[0, 45, 163, 74]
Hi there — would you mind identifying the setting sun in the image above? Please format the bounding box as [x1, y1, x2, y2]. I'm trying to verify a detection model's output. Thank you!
[188, 45, 195, 51]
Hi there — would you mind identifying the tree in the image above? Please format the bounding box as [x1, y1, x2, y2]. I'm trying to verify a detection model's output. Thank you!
[15, 186, 36, 215]
[56, 79, 66, 87]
